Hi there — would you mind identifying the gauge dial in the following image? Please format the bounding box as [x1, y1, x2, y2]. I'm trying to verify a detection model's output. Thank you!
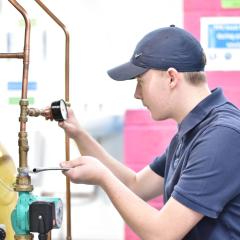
[51, 99, 68, 121]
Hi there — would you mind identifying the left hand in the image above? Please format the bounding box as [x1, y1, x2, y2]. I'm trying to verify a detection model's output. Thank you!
[60, 156, 111, 186]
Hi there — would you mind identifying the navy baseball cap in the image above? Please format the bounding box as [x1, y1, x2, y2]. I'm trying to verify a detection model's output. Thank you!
[107, 25, 206, 81]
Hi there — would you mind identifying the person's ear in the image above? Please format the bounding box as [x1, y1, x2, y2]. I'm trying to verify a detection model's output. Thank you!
[167, 68, 179, 88]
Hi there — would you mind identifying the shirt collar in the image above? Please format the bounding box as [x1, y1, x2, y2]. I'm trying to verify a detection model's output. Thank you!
[178, 88, 227, 138]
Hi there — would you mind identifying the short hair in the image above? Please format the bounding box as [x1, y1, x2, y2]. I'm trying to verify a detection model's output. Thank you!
[182, 51, 207, 85]
[183, 71, 207, 85]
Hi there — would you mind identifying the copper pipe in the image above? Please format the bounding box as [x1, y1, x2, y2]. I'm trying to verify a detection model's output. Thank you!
[8, 0, 31, 175]
[65, 136, 71, 240]
[34, 0, 70, 100]
[9, 0, 31, 102]
[0, 1, 31, 170]
[0, 0, 31, 170]
[3, 1, 34, 240]
[5, 0, 33, 195]
[34, 1, 71, 239]
[47, 231, 51, 240]
[0, 53, 24, 58]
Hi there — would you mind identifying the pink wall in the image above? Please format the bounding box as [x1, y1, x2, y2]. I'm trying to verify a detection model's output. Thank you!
[124, 110, 176, 240]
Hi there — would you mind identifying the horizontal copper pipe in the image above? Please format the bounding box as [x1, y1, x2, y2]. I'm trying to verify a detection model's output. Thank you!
[0, 53, 24, 58]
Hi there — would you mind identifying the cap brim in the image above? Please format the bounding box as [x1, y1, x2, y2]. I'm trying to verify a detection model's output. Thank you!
[107, 62, 148, 81]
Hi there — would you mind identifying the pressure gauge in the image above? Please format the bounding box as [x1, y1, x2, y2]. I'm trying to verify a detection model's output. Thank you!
[51, 99, 68, 121]
[54, 199, 63, 229]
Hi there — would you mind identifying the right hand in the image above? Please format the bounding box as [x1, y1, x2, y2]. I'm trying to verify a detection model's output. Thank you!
[58, 108, 83, 140]
[60, 156, 111, 186]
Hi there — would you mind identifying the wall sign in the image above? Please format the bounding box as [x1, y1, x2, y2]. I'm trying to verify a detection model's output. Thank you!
[221, 0, 240, 8]
[201, 17, 240, 71]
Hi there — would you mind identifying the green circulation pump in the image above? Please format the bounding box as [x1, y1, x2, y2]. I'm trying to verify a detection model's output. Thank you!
[11, 192, 37, 235]
[11, 192, 63, 238]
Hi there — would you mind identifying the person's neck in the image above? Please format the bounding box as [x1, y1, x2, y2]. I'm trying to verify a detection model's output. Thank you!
[174, 84, 211, 124]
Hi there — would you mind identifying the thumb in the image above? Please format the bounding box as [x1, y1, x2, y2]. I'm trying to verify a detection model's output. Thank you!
[67, 108, 74, 117]
[58, 121, 65, 128]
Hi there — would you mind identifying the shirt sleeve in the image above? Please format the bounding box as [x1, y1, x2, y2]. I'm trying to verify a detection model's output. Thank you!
[172, 126, 240, 218]
[149, 153, 166, 177]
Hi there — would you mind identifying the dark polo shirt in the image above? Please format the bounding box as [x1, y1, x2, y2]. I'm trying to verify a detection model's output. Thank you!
[150, 88, 240, 240]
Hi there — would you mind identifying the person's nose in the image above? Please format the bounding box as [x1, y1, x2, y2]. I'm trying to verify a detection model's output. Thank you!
[134, 83, 142, 99]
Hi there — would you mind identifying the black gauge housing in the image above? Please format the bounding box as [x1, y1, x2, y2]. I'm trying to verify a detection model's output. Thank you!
[51, 99, 68, 121]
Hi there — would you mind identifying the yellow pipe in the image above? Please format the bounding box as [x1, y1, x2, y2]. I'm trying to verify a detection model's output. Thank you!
[0, 143, 17, 240]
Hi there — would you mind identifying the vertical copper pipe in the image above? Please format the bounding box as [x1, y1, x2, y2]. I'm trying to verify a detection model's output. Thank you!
[3, 1, 33, 240]
[0, 1, 32, 173]
[9, 0, 31, 101]
[8, 0, 31, 170]
[34, 1, 71, 240]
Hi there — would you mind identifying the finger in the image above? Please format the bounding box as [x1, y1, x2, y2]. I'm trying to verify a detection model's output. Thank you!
[58, 121, 65, 128]
[67, 108, 74, 116]
[58, 120, 70, 128]
[60, 159, 83, 168]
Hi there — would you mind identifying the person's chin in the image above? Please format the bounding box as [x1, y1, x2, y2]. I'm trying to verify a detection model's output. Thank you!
[145, 105, 160, 121]
[149, 110, 157, 120]
[150, 112, 167, 121]
[142, 103, 149, 111]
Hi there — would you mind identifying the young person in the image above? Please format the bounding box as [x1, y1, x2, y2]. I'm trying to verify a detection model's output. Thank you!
[58, 25, 240, 239]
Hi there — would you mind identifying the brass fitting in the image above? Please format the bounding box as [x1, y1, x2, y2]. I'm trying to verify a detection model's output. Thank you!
[27, 107, 52, 120]
[18, 132, 29, 168]
[14, 169, 33, 192]
[19, 99, 29, 123]
[27, 108, 42, 117]
[65, 101, 71, 107]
